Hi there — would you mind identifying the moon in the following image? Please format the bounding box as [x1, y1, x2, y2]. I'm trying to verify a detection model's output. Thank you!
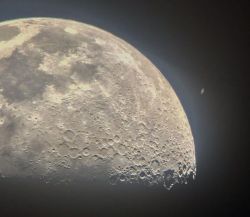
[0, 18, 196, 189]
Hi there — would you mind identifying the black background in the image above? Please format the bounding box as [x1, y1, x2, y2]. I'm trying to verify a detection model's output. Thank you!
[0, 0, 249, 216]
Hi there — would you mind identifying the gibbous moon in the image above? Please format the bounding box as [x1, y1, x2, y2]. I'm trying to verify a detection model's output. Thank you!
[0, 18, 196, 189]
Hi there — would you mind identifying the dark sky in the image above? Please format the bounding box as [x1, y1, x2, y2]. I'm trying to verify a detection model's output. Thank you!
[0, 0, 249, 216]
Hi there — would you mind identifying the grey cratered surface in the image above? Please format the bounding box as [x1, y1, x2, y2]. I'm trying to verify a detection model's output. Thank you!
[0, 18, 196, 189]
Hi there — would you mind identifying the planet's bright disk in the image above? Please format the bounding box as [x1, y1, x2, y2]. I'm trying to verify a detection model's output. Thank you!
[0, 18, 196, 189]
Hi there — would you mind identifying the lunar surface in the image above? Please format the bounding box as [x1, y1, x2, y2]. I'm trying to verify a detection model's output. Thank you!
[0, 18, 196, 189]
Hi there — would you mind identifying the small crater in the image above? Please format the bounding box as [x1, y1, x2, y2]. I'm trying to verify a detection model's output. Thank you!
[63, 130, 75, 142]
[100, 148, 108, 157]
[69, 147, 80, 158]
[114, 135, 120, 143]
[91, 155, 103, 165]
[129, 166, 137, 176]
[162, 169, 177, 190]
[74, 134, 85, 146]
[0, 118, 5, 125]
[57, 142, 69, 156]
[106, 147, 115, 157]
[117, 144, 126, 155]
[139, 171, 146, 179]
[133, 155, 146, 166]
[119, 174, 126, 182]
[107, 139, 114, 146]
[150, 159, 160, 171]
[82, 147, 90, 157]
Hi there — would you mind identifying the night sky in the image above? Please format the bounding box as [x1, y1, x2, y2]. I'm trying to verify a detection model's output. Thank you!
[0, 0, 249, 216]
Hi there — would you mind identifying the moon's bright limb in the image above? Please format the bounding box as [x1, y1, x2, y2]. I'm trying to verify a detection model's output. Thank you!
[0, 18, 196, 189]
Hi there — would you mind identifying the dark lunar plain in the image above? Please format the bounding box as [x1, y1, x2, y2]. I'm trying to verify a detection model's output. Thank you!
[0, 0, 249, 217]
